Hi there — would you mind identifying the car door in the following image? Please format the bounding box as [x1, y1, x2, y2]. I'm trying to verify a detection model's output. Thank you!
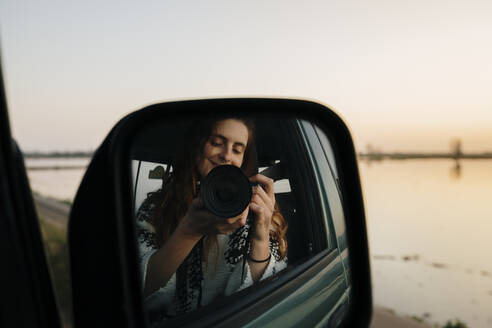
[299, 120, 352, 323]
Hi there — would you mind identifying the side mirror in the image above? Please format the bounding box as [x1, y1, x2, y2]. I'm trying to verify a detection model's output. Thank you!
[68, 98, 371, 327]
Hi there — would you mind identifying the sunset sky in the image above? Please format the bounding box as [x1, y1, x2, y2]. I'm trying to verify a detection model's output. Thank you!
[1, 0, 491, 153]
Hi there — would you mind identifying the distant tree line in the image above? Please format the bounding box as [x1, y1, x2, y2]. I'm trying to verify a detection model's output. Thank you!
[361, 139, 492, 160]
[23, 151, 94, 158]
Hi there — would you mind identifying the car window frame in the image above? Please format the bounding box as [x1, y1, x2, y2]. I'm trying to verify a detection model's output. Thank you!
[299, 120, 351, 289]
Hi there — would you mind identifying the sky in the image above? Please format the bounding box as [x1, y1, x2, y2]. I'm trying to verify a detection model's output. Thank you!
[0, 0, 491, 153]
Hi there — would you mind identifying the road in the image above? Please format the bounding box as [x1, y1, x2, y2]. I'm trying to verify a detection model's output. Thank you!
[33, 193, 71, 229]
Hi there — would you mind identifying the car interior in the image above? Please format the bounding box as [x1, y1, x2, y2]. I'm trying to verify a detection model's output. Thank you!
[130, 117, 323, 268]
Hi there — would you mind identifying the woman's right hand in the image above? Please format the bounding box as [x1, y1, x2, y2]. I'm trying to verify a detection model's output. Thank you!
[177, 198, 249, 238]
[145, 198, 248, 296]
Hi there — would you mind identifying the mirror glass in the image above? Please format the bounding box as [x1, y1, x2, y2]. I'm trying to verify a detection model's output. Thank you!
[130, 115, 349, 325]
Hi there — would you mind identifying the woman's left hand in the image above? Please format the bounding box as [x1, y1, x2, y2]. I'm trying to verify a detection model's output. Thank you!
[248, 174, 275, 243]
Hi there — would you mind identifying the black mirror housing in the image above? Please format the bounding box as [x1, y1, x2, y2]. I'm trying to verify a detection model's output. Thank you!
[69, 98, 372, 327]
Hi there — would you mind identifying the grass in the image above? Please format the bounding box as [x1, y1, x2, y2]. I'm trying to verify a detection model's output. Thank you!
[38, 216, 72, 327]
[443, 319, 468, 328]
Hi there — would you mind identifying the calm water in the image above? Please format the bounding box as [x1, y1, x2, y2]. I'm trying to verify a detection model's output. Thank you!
[25, 157, 89, 201]
[360, 159, 492, 328]
[26, 158, 492, 327]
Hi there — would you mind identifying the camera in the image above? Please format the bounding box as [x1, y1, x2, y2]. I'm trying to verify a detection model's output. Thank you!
[199, 165, 253, 218]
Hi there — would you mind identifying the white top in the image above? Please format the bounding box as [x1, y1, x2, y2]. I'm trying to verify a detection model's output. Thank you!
[137, 214, 287, 322]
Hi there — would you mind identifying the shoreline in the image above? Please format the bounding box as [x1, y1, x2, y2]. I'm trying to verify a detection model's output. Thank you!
[371, 306, 431, 328]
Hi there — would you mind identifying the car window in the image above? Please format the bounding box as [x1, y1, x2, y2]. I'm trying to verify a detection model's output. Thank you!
[132, 161, 171, 212]
[133, 161, 291, 212]
[298, 120, 350, 282]
[299, 121, 347, 246]
[314, 124, 339, 181]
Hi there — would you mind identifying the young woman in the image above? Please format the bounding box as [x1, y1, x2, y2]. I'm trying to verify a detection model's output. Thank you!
[136, 117, 288, 321]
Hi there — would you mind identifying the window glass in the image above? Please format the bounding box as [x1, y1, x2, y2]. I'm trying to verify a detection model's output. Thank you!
[132, 160, 171, 212]
[299, 121, 346, 247]
[299, 121, 351, 288]
[314, 124, 339, 180]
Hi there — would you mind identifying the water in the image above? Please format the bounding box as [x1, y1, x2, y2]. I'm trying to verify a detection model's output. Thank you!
[25, 157, 89, 201]
[360, 159, 492, 327]
[25, 157, 492, 327]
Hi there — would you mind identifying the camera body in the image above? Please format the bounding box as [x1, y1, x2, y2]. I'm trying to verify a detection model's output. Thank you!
[199, 165, 253, 218]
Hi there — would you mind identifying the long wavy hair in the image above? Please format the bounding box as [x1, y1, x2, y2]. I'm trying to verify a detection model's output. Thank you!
[150, 117, 288, 260]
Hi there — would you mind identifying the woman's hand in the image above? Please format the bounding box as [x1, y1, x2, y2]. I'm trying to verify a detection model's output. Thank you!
[145, 198, 249, 297]
[248, 174, 275, 242]
[177, 198, 249, 239]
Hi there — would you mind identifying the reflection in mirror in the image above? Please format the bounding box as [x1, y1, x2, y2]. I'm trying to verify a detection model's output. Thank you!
[130, 115, 347, 325]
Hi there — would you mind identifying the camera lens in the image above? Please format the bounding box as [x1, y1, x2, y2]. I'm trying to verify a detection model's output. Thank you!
[200, 165, 252, 218]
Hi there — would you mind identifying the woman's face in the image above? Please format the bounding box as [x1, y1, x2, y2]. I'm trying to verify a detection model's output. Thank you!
[198, 119, 249, 178]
